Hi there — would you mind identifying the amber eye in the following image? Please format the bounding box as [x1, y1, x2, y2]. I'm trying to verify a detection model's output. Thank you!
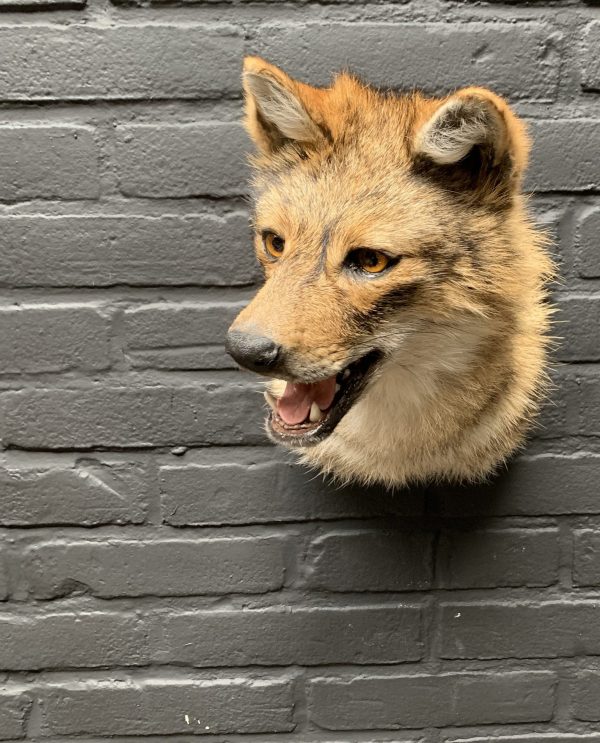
[345, 248, 393, 275]
[263, 231, 285, 259]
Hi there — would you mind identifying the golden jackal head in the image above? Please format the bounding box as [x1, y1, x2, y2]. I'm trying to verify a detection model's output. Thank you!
[226, 57, 553, 487]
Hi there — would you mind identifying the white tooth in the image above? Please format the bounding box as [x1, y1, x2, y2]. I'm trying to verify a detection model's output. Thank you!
[335, 383, 341, 393]
[309, 401, 323, 423]
[271, 378, 287, 398]
[264, 391, 277, 411]
[343, 369, 350, 379]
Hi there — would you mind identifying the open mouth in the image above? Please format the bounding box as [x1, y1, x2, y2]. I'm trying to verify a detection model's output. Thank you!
[264, 350, 382, 446]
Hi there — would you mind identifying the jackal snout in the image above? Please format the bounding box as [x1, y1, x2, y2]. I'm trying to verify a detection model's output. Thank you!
[225, 327, 282, 375]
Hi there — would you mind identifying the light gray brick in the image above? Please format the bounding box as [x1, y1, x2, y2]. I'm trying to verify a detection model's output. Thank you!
[0, 214, 257, 288]
[116, 123, 249, 198]
[0, 26, 242, 100]
[0, 305, 111, 374]
[0, 126, 99, 201]
[21, 537, 287, 598]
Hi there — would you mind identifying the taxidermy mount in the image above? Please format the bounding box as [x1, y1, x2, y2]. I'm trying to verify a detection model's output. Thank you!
[226, 56, 553, 487]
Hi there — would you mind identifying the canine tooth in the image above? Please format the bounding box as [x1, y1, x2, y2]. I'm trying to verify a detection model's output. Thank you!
[271, 378, 287, 398]
[335, 383, 341, 393]
[264, 391, 277, 411]
[309, 401, 323, 423]
[343, 369, 351, 379]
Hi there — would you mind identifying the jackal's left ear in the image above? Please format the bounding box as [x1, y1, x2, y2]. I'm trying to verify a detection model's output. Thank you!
[413, 88, 529, 190]
[242, 56, 327, 154]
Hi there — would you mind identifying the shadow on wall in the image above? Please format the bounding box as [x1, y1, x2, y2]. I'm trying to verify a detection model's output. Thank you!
[275, 441, 584, 593]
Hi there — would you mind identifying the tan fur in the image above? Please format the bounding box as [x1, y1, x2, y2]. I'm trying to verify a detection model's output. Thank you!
[230, 57, 554, 487]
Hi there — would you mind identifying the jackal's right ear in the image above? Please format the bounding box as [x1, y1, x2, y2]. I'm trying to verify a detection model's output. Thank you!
[242, 56, 326, 154]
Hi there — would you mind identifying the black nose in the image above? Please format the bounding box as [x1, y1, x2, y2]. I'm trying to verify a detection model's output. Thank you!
[226, 330, 281, 374]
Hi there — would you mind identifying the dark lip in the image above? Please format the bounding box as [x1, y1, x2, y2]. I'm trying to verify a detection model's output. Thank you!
[266, 350, 382, 447]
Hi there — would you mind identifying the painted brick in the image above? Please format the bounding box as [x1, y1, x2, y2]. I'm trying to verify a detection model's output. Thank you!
[157, 605, 423, 667]
[527, 120, 600, 192]
[0, 26, 242, 100]
[0, 305, 111, 374]
[0, 550, 7, 600]
[0, 612, 149, 670]
[438, 455, 600, 516]
[0, 380, 266, 449]
[0, 693, 31, 741]
[41, 678, 294, 735]
[436, 528, 560, 589]
[253, 22, 560, 100]
[578, 207, 600, 279]
[581, 21, 600, 92]
[452, 737, 600, 743]
[0, 213, 257, 288]
[123, 301, 244, 370]
[576, 375, 600, 436]
[0, 126, 99, 201]
[20, 537, 287, 598]
[309, 672, 556, 729]
[160, 456, 424, 526]
[0, 459, 149, 526]
[573, 530, 600, 587]
[116, 123, 249, 198]
[556, 295, 600, 362]
[534, 368, 579, 439]
[440, 602, 600, 660]
[0, 0, 85, 7]
[305, 530, 433, 592]
[572, 671, 600, 721]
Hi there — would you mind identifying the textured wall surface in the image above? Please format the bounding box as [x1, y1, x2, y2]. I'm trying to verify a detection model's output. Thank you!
[0, 0, 599, 740]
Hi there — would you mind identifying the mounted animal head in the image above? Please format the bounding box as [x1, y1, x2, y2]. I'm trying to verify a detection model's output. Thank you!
[226, 57, 553, 486]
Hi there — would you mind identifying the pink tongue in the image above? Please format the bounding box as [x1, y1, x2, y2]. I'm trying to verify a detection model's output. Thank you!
[277, 376, 337, 425]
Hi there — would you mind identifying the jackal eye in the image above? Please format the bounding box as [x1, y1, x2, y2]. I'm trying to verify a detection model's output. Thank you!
[345, 248, 394, 275]
[262, 231, 285, 260]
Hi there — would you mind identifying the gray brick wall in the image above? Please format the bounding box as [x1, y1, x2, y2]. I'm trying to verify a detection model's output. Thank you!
[0, 0, 598, 739]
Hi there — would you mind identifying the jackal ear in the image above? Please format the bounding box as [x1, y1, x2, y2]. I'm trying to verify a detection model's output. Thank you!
[413, 88, 529, 192]
[242, 56, 326, 154]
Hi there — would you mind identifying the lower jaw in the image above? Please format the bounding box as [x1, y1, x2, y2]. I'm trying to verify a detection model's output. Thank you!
[267, 410, 334, 447]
